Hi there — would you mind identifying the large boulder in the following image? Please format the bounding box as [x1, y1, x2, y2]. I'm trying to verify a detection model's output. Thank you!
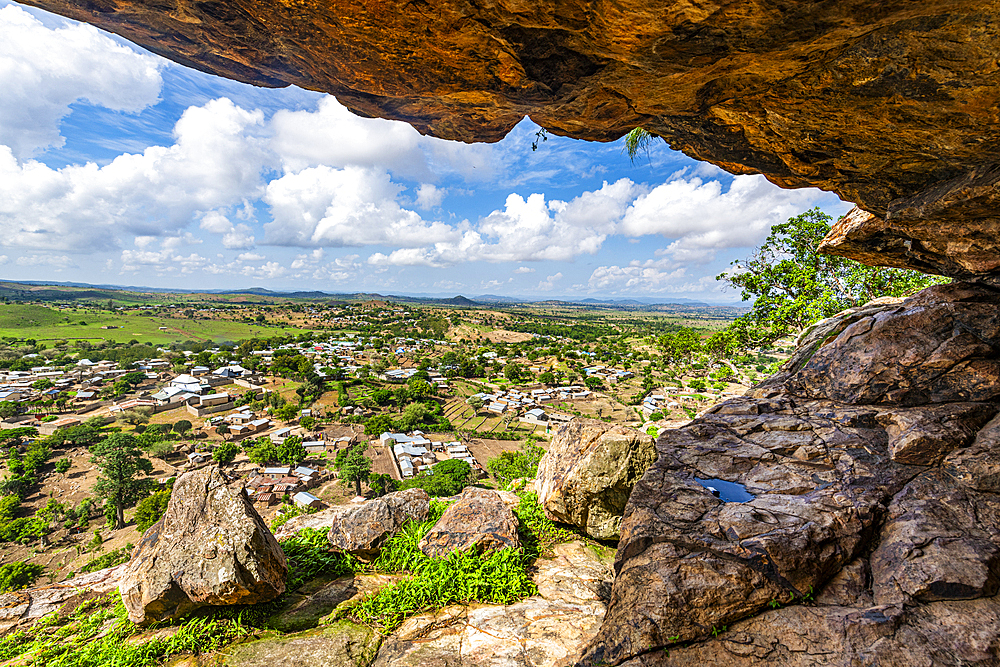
[753, 282, 1000, 406]
[118, 466, 287, 625]
[418, 487, 520, 558]
[327, 488, 430, 560]
[580, 283, 1000, 667]
[536, 419, 656, 540]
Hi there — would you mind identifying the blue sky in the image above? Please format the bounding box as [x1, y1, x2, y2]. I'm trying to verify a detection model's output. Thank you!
[0, 1, 851, 302]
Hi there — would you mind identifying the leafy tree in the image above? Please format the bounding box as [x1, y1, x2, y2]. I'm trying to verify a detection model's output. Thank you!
[0, 402, 19, 419]
[337, 445, 371, 496]
[504, 362, 525, 382]
[300, 415, 317, 430]
[31, 378, 54, 391]
[717, 207, 948, 350]
[144, 440, 174, 459]
[246, 438, 278, 466]
[173, 419, 193, 436]
[397, 403, 430, 431]
[134, 489, 171, 532]
[365, 414, 396, 436]
[466, 395, 484, 413]
[538, 371, 555, 385]
[402, 459, 472, 496]
[277, 403, 299, 422]
[118, 410, 150, 426]
[371, 389, 392, 406]
[215, 423, 230, 437]
[584, 376, 604, 391]
[369, 473, 398, 497]
[90, 432, 155, 530]
[277, 435, 307, 466]
[212, 440, 239, 464]
[486, 441, 546, 487]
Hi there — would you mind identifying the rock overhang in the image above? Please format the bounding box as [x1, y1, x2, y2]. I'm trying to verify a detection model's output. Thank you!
[14, 0, 1000, 283]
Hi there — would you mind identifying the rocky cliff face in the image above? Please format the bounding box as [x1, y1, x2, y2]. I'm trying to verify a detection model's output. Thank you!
[15, 0, 1000, 283]
[580, 282, 1000, 667]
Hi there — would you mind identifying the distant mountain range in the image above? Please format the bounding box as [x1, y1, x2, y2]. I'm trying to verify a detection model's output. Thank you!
[0, 279, 746, 309]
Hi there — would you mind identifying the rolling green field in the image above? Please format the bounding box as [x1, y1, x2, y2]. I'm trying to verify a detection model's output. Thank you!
[0, 304, 310, 344]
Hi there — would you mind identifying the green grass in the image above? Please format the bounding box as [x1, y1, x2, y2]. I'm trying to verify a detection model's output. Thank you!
[0, 493, 574, 667]
[0, 304, 310, 344]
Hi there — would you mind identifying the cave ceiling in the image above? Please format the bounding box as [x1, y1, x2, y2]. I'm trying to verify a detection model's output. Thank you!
[17, 0, 1000, 283]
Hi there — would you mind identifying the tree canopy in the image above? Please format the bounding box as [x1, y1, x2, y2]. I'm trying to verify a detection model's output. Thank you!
[715, 207, 948, 351]
[90, 432, 155, 530]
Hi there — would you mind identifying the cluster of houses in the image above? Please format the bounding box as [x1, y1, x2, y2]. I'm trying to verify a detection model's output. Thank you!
[379, 430, 484, 479]
[640, 393, 680, 417]
[471, 385, 592, 416]
[244, 465, 327, 507]
[583, 365, 635, 384]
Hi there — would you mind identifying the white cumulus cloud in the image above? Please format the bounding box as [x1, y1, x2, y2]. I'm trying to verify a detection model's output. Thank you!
[0, 3, 163, 158]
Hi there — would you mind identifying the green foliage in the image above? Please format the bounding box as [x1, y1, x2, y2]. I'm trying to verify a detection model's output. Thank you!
[624, 127, 655, 162]
[486, 441, 546, 487]
[270, 503, 318, 532]
[400, 459, 472, 497]
[277, 435, 307, 466]
[142, 440, 174, 459]
[90, 432, 155, 530]
[80, 544, 133, 573]
[172, 419, 192, 435]
[335, 444, 372, 496]
[245, 438, 277, 466]
[369, 473, 398, 497]
[280, 527, 359, 590]
[54, 458, 71, 474]
[364, 413, 396, 436]
[717, 207, 949, 351]
[299, 415, 317, 430]
[0, 594, 257, 667]
[370, 389, 392, 406]
[538, 371, 555, 384]
[276, 403, 299, 421]
[212, 440, 239, 464]
[134, 490, 171, 532]
[512, 491, 575, 559]
[0, 561, 43, 593]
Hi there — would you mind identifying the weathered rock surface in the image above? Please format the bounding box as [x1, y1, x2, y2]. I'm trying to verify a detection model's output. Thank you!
[267, 573, 403, 633]
[223, 621, 380, 667]
[0, 564, 125, 634]
[536, 419, 656, 540]
[118, 466, 287, 625]
[272, 505, 352, 541]
[373, 539, 612, 667]
[419, 486, 520, 558]
[579, 283, 1000, 667]
[18, 0, 1000, 284]
[753, 282, 1000, 406]
[327, 488, 429, 560]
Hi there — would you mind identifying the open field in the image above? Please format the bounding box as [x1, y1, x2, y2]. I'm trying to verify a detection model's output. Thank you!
[0, 304, 310, 344]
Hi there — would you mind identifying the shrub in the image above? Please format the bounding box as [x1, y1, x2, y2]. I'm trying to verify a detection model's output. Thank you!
[54, 458, 72, 474]
[400, 459, 472, 497]
[134, 490, 171, 532]
[0, 561, 43, 593]
[486, 441, 545, 488]
[80, 545, 133, 573]
[212, 441, 239, 464]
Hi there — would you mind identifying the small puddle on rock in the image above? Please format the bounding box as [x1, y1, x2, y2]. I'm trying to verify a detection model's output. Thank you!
[696, 478, 755, 503]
